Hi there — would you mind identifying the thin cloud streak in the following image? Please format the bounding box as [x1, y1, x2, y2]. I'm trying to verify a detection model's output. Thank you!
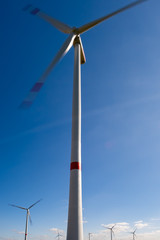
[0, 116, 72, 145]
[12, 229, 25, 235]
[102, 222, 130, 233]
[134, 221, 148, 229]
[49, 227, 65, 235]
[1, 93, 160, 145]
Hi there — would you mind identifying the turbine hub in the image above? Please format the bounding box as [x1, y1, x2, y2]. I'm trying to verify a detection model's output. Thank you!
[72, 27, 79, 35]
[73, 36, 81, 46]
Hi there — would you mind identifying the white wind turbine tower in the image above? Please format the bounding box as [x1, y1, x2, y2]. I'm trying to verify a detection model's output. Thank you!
[21, 1, 147, 240]
[9, 200, 41, 240]
[104, 224, 116, 240]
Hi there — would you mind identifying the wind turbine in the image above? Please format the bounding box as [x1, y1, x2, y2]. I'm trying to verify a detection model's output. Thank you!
[88, 232, 92, 240]
[21, 1, 147, 240]
[9, 199, 41, 240]
[56, 232, 63, 240]
[104, 224, 116, 240]
[130, 229, 137, 240]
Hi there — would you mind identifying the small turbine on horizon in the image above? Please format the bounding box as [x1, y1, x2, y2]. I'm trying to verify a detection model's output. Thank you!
[9, 199, 41, 240]
[104, 224, 116, 240]
[56, 231, 63, 240]
[130, 229, 137, 240]
[88, 232, 92, 240]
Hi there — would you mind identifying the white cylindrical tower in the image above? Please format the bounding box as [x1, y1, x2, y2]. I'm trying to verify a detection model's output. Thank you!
[24, 210, 29, 240]
[66, 36, 83, 240]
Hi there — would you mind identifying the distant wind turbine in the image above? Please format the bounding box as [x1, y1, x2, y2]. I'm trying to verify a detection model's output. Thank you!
[21, 1, 147, 240]
[88, 232, 92, 240]
[130, 229, 137, 240]
[56, 232, 63, 240]
[104, 224, 116, 240]
[9, 199, 41, 240]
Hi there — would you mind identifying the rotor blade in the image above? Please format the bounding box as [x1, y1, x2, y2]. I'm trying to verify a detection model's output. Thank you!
[29, 212, 32, 225]
[56, 234, 63, 238]
[104, 227, 111, 230]
[112, 224, 116, 229]
[9, 204, 27, 210]
[23, 4, 72, 34]
[28, 199, 42, 209]
[76, 0, 147, 34]
[19, 33, 76, 108]
[79, 36, 86, 64]
[134, 228, 137, 233]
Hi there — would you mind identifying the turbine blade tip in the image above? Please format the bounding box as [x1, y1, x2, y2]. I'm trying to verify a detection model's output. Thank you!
[19, 101, 32, 109]
[22, 4, 32, 11]
[30, 8, 40, 15]
[22, 4, 40, 15]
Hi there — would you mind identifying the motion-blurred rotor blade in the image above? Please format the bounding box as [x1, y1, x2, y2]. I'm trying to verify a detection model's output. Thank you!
[76, 0, 147, 34]
[112, 224, 116, 229]
[56, 235, 63, 238]
[103, 226, 111, 230]
[9, 204, 27, 210]
[23, 4, 72, 34]
[133, 229, 137, 233]
[79, 36, 86, 64]
[19, 33, 76, 108]
[28, 199, 42, 209]
[29, 212, 32, 225]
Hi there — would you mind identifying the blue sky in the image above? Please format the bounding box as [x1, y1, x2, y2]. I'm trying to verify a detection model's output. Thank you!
[1, 0, 160, 239]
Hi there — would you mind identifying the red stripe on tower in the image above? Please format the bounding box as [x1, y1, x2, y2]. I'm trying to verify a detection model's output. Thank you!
[70, 162, 81, 170]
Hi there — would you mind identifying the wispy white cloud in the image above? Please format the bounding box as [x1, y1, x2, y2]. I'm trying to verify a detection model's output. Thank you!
[86, 228, 160, 240]
[49, 228, 64, 235]
[49, 228, 65, 240]
[12, 229, 25, 234]
[137, 230, 160, 240]
[30, 234, 50, 240]
[98, 220, 160, 240]
[0, 238, 13, 240]
[115, 222, 130, 232]
[134, 220, 143, 224]
[83, 220, 88, 224]
[134, 220, 148, 229]
[83, 94, 160, 120]
[150, 218, 160, 221]
[101, 223, 115, 228]
[102, 222, 130, 233]
[0, 117, 71, 145]
[2, 93, 160, 146]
